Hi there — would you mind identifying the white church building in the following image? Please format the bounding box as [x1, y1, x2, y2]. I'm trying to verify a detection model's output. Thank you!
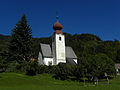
[38, 16, 77, 66]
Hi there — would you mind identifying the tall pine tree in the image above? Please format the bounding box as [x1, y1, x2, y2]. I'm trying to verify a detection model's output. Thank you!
[9, 14, 33, 63]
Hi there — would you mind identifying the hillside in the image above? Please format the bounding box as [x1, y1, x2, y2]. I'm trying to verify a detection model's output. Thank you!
[0, 33, 102, 57]
[0, 33, 120, 63]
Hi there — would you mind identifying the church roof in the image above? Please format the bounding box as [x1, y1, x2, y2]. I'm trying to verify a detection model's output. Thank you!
[40, 43, 52, 58]
[66, 58, 77, 65]
[40, 44, 77, 59]
[66, 46, 77, 59]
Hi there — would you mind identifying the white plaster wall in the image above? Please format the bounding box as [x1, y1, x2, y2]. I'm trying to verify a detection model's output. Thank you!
[73, 59, 77, 64]
[52, 33, 66, 65]
[44, 58, 53, 66]
[57, 60, 66, 64]
[116, 69, 119, 72]
[55, 34, 66, 61]
[52, 35, 56, 65]
[38, 52, 44, 65]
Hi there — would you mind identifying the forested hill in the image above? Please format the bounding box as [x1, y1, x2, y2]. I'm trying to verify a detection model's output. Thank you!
[0, 33, 120, 63]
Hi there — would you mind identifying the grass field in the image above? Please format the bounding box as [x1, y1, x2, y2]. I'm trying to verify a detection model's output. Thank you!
[0, 73, 120, 90]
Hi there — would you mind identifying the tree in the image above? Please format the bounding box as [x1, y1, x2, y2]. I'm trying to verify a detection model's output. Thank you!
[74, 57, 88, 80]
[9, 14, 33, 63]
[0, 56, 8, 73]
[87, 54, 115, 79]
[0, 49, 9, 72]
[116, 49, 120, 63]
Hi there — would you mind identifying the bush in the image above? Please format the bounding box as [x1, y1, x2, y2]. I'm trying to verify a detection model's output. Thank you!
[0, 56, 8, 73]
[6, 62, 18, 72]
[5, 61, 28, 73]
[38, 65, 49, 74]
[26, 60, 38, 76]
[37, 65, 58, 74]
[54, 63, 74, 80]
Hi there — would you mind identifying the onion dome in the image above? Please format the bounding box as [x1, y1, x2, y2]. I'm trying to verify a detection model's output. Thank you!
[53, 16, 63, 30]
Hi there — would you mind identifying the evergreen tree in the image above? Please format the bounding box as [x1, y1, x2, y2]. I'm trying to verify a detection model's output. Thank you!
[9, 14, 33, 63]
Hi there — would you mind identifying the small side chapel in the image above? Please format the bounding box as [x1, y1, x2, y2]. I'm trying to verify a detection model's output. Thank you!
[38, 16, 77, 66]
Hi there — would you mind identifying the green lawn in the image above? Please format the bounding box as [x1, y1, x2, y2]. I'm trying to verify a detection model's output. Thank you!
[0, 73, 120, 90]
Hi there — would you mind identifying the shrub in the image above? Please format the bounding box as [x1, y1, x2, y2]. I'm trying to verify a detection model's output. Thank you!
[26, 60, 38, 76]
[38, 65, 49, 74]
[54, 63, 74, 80]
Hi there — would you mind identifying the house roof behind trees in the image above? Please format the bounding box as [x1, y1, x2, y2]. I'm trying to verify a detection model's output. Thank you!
[115, 64, 120, 69]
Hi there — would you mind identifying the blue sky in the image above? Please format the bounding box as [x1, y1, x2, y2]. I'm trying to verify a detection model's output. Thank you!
[0, 0, 120, 40]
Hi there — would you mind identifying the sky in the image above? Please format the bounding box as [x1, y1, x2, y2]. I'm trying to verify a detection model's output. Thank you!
[0, 0, 120, 41]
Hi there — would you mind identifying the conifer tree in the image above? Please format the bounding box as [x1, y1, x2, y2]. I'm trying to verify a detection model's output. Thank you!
[9, 14, 33, 63]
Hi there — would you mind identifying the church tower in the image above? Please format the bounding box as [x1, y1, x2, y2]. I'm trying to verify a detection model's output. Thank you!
[52, 16, 66, 65]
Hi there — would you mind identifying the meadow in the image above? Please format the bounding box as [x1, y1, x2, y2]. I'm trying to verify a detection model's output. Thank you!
[0, 73, 120, 90]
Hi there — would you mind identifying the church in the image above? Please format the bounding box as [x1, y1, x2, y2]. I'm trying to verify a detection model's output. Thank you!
[38, 16, 77, 66]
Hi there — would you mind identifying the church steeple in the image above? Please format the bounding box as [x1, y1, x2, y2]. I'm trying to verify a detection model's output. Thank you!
[52, 15, 66, 65]
[53, 16, 63, 34]
[38, 14, 77, 66]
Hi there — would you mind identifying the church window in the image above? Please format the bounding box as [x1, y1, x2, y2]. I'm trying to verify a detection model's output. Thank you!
[59, 37, 61, 41]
